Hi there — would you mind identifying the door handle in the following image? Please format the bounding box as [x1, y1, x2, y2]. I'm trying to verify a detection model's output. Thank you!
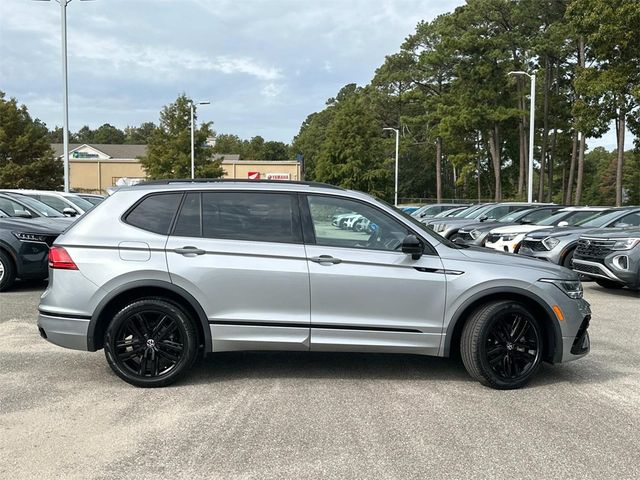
[174, 246, 206, 256]
[309, 255, 342, 265]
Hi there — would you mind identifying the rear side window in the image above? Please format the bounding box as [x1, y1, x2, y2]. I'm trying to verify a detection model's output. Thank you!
[173, 193, 202, 237]
[125, 193, 182, 234]
[198, 192, 301, 243]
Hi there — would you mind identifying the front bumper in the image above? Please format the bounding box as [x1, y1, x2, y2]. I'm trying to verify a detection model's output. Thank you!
[485, 234, 526, 253]
[38, 310, 90, 351]
[573, 256, 639, 288]
[557, 298, 591, 363]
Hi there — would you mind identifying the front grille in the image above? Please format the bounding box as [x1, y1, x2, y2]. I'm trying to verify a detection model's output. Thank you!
[457, 231, 473, 242]
[575, 238, 615, 259]
[571, 315, 591, 355]
[573, 262, 605, 276]
[486, 233, 500, 244]
[521, 239, 547, 252]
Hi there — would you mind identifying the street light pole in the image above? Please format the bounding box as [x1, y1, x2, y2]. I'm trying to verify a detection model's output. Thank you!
[34, 0, 95, 192]
[189, 100, 210, 179]
[383, 127, 400, 206]
[508, 70, 536, 203]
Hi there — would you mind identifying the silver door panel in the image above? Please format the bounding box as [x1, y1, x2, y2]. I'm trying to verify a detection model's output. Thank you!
[310, 329, 441, 355]
[210, 325, 309, 352]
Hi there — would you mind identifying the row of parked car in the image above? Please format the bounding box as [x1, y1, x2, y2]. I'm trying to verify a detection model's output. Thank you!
[403, 202, 640, 291]
[0, 190, 104, 291]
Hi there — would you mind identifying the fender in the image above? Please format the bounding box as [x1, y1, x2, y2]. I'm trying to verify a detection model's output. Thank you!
[87, 279, 212, 353]
[442, 286, 563, 363]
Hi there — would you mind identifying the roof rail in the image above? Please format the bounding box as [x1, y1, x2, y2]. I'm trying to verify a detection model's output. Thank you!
[134, 178, 345, 190]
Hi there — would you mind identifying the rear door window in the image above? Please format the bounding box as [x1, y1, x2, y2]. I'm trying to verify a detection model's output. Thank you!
[125, 193, 182, 234]
[200, 192, 301, 243]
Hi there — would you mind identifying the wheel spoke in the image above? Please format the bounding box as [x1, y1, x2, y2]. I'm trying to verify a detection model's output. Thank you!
[487, 345, 506, 359]
[156, 321, 178, 341]
[117, 346, 145, 361]
[156, 348, 180, 363]
[511, 316, 529, 343]
[503, 355, 513, 377]
[151, 315, 169, 337]
[158, 340, 183, 352]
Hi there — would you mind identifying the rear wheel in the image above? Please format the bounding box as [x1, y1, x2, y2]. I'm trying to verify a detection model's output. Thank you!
[461, 300, 543, 390]
[595, 279, 624, 289]
[0, 250, 16, 292]
[104, 298, 197, 387]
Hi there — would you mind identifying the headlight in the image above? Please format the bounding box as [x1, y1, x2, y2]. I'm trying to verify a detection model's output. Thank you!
[542, 237, 560, 250]
[540, 278, 583, 299]
[501, 234, 517, 241]
[12, 232, 50, 243]
[470, 229, 481, 240]
[612, 238, 640, 251]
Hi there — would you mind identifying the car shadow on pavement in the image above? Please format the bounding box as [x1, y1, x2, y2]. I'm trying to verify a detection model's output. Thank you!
[5, 279, 47, 293]
[187, 351, 472, 384]
[180, 350, 628, 390]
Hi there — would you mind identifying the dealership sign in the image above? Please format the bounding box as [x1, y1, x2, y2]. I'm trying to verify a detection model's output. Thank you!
[266, 173, 291, 180]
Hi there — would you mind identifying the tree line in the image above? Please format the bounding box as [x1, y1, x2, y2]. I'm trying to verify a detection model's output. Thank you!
[291, 0, 640, 206]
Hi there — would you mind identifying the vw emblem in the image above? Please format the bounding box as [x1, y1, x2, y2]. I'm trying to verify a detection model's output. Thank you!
[585, 240, 591, 247]
[146, 338, 156, 348]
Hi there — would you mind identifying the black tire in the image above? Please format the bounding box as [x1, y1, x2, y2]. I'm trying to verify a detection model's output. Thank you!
[104, 297, 198, 388]
[562, 249, 575, 269]
[0, 250, 16, 292]
[595, 279, 624, 290]
[461, 300, 543, 390]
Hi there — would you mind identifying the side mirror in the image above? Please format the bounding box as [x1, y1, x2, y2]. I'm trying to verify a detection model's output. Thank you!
[557, 221, 569, 227]
[15, 210, 32, 218]
[401, 234, 423, 260]
[614, 222, 630, 228]
[520, 217, 532, 225]
[479, 215, 488, 222]
[62, 207, 78, 217]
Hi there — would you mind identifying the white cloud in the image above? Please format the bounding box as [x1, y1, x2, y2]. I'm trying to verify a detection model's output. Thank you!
[261, 83, 284, 98]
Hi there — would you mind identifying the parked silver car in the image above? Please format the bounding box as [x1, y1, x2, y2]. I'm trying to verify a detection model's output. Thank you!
[38, 181, 591, 389]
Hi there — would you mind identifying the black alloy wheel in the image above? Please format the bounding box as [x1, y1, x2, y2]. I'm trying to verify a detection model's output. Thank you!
[104, 298, 197, 387]
[461, 300, 543, 389]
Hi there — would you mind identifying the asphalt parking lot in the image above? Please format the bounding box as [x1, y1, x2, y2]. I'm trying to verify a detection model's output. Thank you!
[0, 283, 639, 479]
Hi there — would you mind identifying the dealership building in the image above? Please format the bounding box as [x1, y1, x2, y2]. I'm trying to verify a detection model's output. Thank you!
[51, 144, 302, 193]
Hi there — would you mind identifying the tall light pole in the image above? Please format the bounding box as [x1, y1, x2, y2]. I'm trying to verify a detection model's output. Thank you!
[34, 0, 95, 193]
[383, 127, 400, 206]
[190, 100, 210, 179]
[508, 70, 536, 203]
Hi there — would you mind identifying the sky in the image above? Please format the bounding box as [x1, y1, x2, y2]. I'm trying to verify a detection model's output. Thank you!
[0, 0, 633, 150]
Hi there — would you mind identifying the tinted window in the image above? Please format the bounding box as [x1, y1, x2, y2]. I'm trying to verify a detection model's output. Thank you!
[173, 193, 202, 237]
[577, 210, 622, 227]
[307, 195, 410, 251]
[125, 193, 182, 234]
[0, 197, 32, 217]
[201, 192, 300, 243]
[614, 212, 640, 227]
[35, 194, 69, 213]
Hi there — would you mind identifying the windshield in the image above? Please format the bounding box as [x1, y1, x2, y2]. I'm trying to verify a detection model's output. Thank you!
[453, 204, 486, 218]
[433, 207, 464, 218]
[380, 198, 464, 248]
[80, 196, 104, 206]
[576, 209, 623, 227]
[7, 193, 64, 217]
[498, 208, 536, 223]
[536, 210, 571, 226]
[64, 194, 94, 211]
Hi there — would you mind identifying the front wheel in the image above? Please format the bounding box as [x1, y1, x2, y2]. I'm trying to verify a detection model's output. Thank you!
[104, 298, 198, 387]
[461, 301, 543, 389]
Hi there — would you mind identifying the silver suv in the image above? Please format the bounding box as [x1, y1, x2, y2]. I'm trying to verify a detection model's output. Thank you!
[38, 180, 591, 389]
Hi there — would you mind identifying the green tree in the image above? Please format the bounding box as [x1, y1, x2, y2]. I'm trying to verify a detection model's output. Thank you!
[92, 123, 125, 144]
[262, 141, 289, 160]
[569, 0, 640, 206]
[315, 88, 391, 197]
[140, 94, 223, 179]
[74, 125, 95, 144]
[0, 92, 63, 189]
[212, 133, 245, 155]
[124, 122, 156, 144]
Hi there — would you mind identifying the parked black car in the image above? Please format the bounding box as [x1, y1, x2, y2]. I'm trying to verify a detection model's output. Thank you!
[0, 217, 70, 291]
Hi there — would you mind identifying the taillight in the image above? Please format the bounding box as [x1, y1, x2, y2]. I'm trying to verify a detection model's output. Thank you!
[48, 246, 78, 270]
